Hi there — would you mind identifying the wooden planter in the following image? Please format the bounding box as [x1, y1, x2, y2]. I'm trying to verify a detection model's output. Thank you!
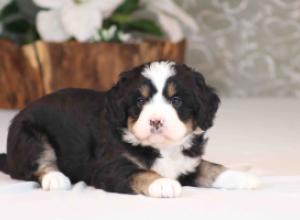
[0, 39, 185, 109]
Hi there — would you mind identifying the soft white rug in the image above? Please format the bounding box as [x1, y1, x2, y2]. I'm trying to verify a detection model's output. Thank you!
[1, 99, 300, 220]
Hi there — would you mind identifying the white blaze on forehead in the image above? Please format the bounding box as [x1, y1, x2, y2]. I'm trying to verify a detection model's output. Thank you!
[142, 61, 175, 93]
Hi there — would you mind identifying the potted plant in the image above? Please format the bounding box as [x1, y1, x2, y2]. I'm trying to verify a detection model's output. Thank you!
[0, 0, 198, 109]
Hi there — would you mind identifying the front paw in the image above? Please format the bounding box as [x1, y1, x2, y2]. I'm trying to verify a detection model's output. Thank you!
[213, 170, 261, 190]
[148, 178, 182, 198]
[41, 171, 72, 191]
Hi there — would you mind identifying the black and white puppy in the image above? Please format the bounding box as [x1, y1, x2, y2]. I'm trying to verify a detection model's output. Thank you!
[0, 61, 260, 198]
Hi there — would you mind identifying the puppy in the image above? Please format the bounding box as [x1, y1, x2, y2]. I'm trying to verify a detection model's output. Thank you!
[0, 61, 260, 198]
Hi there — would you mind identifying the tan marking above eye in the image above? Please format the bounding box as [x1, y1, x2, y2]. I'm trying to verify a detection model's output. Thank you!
[167, 82, 176, 98]
[139, 85, 150, 98]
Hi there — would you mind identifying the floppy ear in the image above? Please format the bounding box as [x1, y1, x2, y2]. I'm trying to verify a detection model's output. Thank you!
[193, 71, 220, 131]
[105, 63, 147, 129]
[105, 75, 128, 128]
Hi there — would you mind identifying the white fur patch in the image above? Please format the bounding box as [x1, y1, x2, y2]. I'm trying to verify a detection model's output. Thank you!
[123, 128, 202, 179]
[41, 171, 72, 191]
[148, 178, 182, 198]
[213, 170, 261, 189]
[122, 130, 140, 146]
[151, 145, 201, 179]
[142, 61, 175, 92]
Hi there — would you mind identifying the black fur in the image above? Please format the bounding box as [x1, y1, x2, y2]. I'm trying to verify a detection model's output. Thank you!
[173, 64, 220, 130]
[182, 135, 207, 158]
[0, 154, 8, 174]
[0, 61, 220, 194]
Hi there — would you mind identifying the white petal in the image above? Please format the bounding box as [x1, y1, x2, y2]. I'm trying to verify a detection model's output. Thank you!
[33, 0, 71, 9]
[107, 25, 117, 39]
[92, 32, 102, 41]
[90, 0, 123, 17]
[158, 13, 184, 43]
[61, 4, 103, 42]
[0, 0, 11, 10]
[118, 31, 131, 42]
[36, 10, 70, 42]
[144, 0, 199, 32]
[101, 25, 117, 41]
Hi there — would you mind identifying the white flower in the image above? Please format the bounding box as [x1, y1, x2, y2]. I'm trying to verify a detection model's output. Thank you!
[0, 0, 12, 34]
[101, 25, 117, 41]
[33, 0, 69, 9]
[142, 0, 199, 42]
[61, 3, 103, 42]
[0, 0, 11, 10]
[33, 0, 123, 42]
[95, 25, 131, 42]
[37, 10, 70, 42]
[91, 0, 124, 18]
[118, 31, 131, 42]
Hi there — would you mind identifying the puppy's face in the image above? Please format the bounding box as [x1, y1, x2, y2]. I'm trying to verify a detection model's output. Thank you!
[107, 61, 219, 149]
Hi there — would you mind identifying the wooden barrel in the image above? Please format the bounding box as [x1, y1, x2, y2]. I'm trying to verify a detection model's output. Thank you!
[0, 39, 185, 109]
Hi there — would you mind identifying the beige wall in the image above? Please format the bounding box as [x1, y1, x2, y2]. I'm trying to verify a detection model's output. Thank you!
[178, 0, 300, 97]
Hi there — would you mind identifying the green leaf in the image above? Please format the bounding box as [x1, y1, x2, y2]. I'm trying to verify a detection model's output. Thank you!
[0, 1, 19, 21]
[124, 19, 163, 36]
[114, 0, 139, 15]
[108, 13, 132, 25]
[23, 26, 39, 44]
[3, 18, 32, 34]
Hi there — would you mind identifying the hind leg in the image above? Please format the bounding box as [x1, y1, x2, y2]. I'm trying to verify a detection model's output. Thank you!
[7, 123, 71, 190]
[195, 160, 261, 189]
[34, 138, 72, 190]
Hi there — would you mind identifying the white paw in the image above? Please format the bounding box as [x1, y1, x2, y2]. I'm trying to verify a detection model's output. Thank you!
[41, 171, 72, 191]
[213, 170, 261, 190]
[148, 178, 182, 198]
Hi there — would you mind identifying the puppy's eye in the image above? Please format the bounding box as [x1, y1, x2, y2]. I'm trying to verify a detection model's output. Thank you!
[170, 96, 182, 108]
[136, 97, 146, 108]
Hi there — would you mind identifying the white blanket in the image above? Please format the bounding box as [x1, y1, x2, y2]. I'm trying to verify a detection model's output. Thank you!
[1, 99, 300, 219]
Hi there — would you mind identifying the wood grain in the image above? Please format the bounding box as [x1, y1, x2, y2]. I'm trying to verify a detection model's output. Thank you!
[0, 39, 185, 109]
[0, 40, 43, 109]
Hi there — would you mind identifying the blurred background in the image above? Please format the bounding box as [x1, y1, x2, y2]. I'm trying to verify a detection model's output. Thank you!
[1, 0, 300, 100]
[180, 0, 300, 97]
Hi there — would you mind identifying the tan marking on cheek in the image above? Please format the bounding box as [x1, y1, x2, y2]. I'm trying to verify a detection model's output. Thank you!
[194, 126, 204, 135]
[184, 120, 194, 132]
[184, 120, 204, 134]
[127, 116, 136, 133]
[130, 171, 162, 195]
[140, 85, 150, 98]
[167, 82, 176, 98]
[197, 160, 226, 187]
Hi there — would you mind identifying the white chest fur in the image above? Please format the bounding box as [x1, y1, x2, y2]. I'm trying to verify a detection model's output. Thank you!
[150, 147, 201, 179]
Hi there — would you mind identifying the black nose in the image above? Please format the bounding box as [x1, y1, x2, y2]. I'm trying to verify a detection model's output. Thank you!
[150, 119, 163, 130]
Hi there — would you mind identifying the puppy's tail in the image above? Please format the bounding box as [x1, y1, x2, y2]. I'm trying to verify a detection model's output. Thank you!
[0, 153, 9, 174]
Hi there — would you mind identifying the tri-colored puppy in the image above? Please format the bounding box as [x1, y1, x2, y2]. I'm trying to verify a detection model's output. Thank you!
[0, 61, 260, 198]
